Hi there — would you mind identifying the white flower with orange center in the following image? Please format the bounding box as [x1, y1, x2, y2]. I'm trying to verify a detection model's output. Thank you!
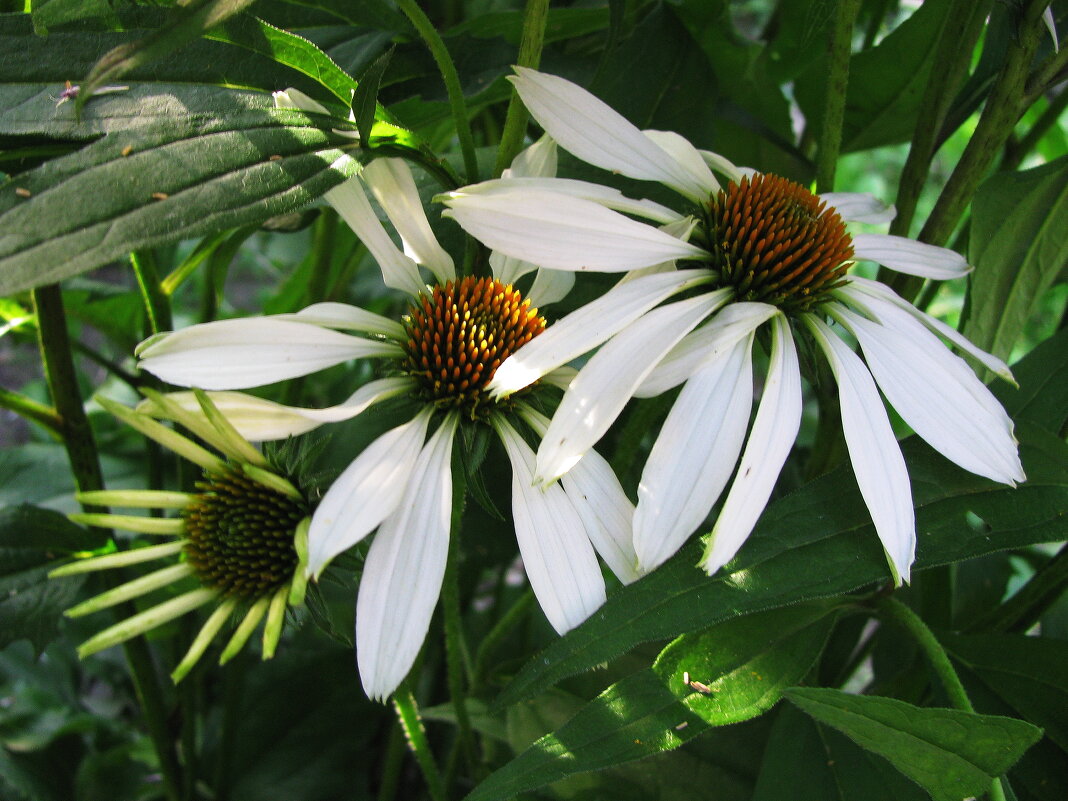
[135, 137, 635, 700]
[439, 68, 1025, 586]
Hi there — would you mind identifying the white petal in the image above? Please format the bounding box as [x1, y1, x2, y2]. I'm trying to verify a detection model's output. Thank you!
[276, 302, 406, 340]
[443, 188, 708, 272]
[701, 315, 802, 575]
[489, 249, 536, 286]
[699, 149, 745, 184]
[536, 292, 724, 483]
[1042, 6, 1059, 53]
[510, 67, 717, 202]
[526, 268, 573, 307]
[362, 158, 455, 284]
[837, 278, 1015, 384]
[325, 174, 427, 297]
[819, 192, 896, 225]
[273, 88, 330, 115]
[495, 419, 606, 632]
[144, 379, 413, 442]
[636, 301, 775, 397]
[489, 270, 717, 397]
[503, 134, 558, 178]
[445, 176, 683, 224]
[522, 408, 639, 584]
[833, 304, 1024, 485]
[307, 409, 432, 576]
[356, 415, 458, 700]
[804, 315, 915, 584]
[633, 336, 754, 573]
[852, 233, 971, 280]
[137, 319, 402, 390]
[641, 129, 719, 195]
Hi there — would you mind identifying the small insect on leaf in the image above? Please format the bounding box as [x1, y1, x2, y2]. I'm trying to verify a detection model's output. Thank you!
[15, 188, 31, 198]
[121, 145, 134, 157]
[151, 192, 169, 201]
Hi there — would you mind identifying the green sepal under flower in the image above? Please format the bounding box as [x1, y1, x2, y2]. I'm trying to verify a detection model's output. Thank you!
[50, 391, 312, 683]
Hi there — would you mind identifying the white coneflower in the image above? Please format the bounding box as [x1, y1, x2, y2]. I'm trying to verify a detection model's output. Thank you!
[135, 135, 635, 700]
[50, 391, 311, 683]
[439, 68, 1024, 586]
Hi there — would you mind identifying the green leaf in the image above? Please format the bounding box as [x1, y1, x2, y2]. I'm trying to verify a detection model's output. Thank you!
[0, 505, 106, 652]
[77, 0, 259, 111]
[1005, 327, 1068, 434]
[0, 99, 364, 295]
[351, 45, 394, 145]
[31, 0, 119, 34]
[784, 687, 1042, 801]
[964, 156, 1068, 363]
[943, 633, 1068, 752]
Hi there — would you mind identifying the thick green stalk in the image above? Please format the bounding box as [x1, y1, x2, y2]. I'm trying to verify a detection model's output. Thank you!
[0, 386, 62, 438]
[815, 0, 861, 193]
[131, 250, 173, 334]
[493, 0, 550, 176]
[393, 683, 447, 801]
[32, 284, 182, 801]
[396, 0, 479, 184]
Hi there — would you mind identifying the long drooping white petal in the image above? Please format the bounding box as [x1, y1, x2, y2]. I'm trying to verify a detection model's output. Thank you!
[804, 315, 915, 585]
[442, 188, 708, 272]
[489, 270, 716, 398]
[833, 304, 1024, 485]
[536, 292, 724, 483]
[837, 278, 1015, 383]
[700, 315, 802, 575]
[362, 158, 455, 284]
[141, 379, 413, 442]
[137, 319, 402, 390]
[635, 301, 773, 397]
[494, 419, 606, 632]
[324, 174, 427, 297]
[510, 67, 717, 202]
[819, 192, 896, 224]
[852, 234, 970, 280]
[275, 302, 406, 340]
[522, 408, 639, 584]
[633, 336, 754, 573]
[356, 415, 458, 701]
[307, 409, 433, 577]
[443, 177, 684, 224]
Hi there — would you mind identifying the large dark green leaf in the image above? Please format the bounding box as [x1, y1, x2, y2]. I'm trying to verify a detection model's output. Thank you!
[964, 156, 1068, 363]
[0, 505, 105, 652]
[0, 97, 363, 294]
[784, 687, 1042, 801]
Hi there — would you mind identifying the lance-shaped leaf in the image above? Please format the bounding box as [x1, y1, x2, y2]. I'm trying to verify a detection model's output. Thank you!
[784, 688, 1042, 801]
[0, 105, 364, 294]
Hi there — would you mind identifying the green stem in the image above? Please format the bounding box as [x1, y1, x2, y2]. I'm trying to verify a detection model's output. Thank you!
[805, 357, 847, 480]
[815, 0, 861, 194]
[305, 211, 337, 307]
[71, 339, 141, 389]
[0, 386, 62, 438]
[32, 284, 183, 801]
[1002, 85, 1068, 171]
[396, 0, 480, 184]
[393, 683, 447, 801]
[472, 589, 534, 688]
[377, 718, 405, 801]
[493, 0, 550, 177]
[131, 250, 173, 334]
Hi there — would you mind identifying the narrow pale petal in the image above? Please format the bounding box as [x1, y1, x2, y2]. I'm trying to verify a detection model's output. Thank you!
[307, 409, 432, 577]
[77, 588, 217, 658]
[837, 278, 1015, 384]
[701, 315, 802, 575]
[363, 158, 455, 284]
[489, 270, 716, 397]
[446, 177, 684, 224]
[537, 292, 724, 483]
[261, 583, 291, 659]
[69, 513, 184, 536]
[137, 318, 401, 390]
[636, 301, 774, 397]
[510, 68, 716, 202]
[443, 188, 708, 272]
[633, 336, 754, 573]
[74, 489, 193, 509]
[277, 302, 406, 340]
[66, 563, 195, 617]
[324, 174, 427, 297]
[143, 378, 413, 442]
[503, 134, 557, 178]
[495, 419, 606, 631]
[356, 415, 458, 701]
[819, 192, 896, 224]
[832, 304, 1024, 485]
[804, 315, 915, 584]
[172, 597, 238, 683]
[852, 233, 971, 280]
[522, 408, 639, 584]
[219, 595, 270, 664]
[96, 396, 225, 473]
[49, 541, 185, 577]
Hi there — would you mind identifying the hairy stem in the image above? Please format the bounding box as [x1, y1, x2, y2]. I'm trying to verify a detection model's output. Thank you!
[393, 683, 447, 801]
[815, 0, 861, 193]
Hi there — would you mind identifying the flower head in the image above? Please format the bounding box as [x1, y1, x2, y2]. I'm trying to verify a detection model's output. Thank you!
[50, 390, 311, 683]
[439, 68, 1025, 586]
[135, 124, 634, 699]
